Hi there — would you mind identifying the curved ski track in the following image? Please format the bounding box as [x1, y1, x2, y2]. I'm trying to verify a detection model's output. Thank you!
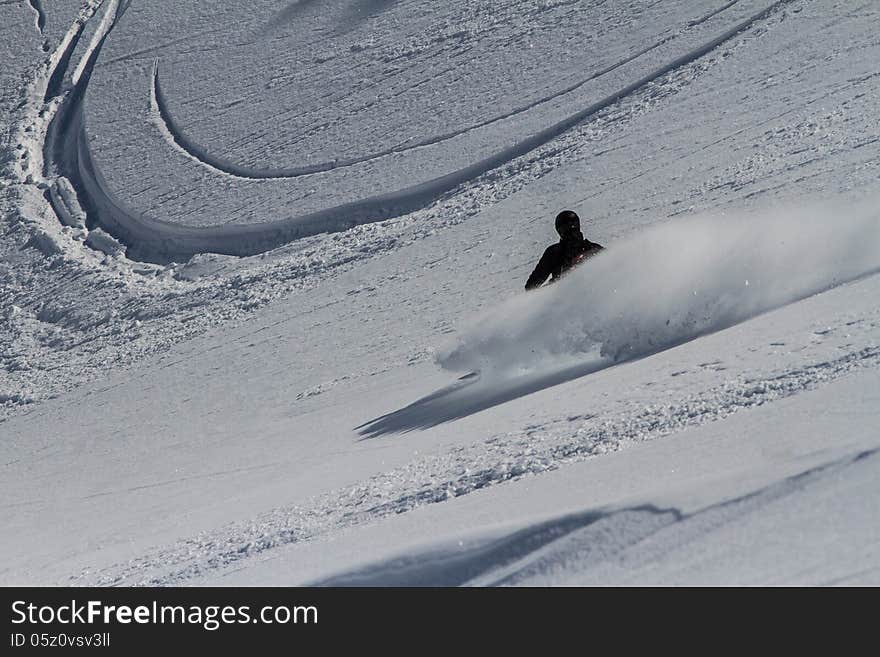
[151, 18, 712, 181]
[46, 0, 794, 261]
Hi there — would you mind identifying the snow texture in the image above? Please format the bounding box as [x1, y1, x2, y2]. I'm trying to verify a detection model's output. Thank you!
[1, 0, 879, 587]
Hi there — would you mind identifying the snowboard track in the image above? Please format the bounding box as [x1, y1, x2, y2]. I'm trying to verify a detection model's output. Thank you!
[42, 0, 797, 262]
[150, 0, 746, 182]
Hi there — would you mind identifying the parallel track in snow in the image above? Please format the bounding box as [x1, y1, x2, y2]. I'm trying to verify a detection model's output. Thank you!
[42, 0, 798, 262]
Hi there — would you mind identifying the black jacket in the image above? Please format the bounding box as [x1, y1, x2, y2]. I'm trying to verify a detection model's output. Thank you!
[525, 236, 603, 290]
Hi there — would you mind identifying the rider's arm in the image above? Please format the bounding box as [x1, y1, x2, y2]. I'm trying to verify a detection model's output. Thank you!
[525, 245, 557, 290]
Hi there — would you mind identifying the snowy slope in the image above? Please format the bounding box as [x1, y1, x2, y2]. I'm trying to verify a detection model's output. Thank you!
[254, 368, 880, 587]
[1, 0, 878, 586]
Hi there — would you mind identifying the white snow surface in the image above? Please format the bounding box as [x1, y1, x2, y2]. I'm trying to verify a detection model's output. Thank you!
[1, 0, 879, 586]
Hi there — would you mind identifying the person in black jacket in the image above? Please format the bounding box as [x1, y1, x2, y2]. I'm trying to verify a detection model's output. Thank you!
[525, 210, 603, 290]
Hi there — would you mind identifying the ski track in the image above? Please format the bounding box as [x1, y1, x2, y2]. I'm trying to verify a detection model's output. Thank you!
[42, 17, 88, 103]
[60, 0, 795, 261]
[151, 1, 736, 182]
[27, 0, 45, 35]
[82, 335, 880, 585]
[2, 0, 851, 420]
[44, 0, 131, 235]
[1, 0, 877, 586]
[689, 0, 742, 27]
[100, 27, 231, 67]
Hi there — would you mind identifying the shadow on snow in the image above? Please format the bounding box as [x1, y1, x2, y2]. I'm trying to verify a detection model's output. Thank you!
[356, 358, 609, 439]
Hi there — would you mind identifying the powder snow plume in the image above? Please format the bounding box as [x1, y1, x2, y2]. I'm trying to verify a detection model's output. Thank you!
[437, 199, 880, 375]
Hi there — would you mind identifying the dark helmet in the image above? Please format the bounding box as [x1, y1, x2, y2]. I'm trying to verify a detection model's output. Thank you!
[555, 210, 580, 236]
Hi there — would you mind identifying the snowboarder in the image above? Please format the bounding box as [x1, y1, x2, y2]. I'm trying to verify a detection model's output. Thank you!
[524, 210, 604, 290]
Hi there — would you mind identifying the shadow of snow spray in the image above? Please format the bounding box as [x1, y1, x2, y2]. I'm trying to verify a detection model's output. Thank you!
[437, 199, 880, 376]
